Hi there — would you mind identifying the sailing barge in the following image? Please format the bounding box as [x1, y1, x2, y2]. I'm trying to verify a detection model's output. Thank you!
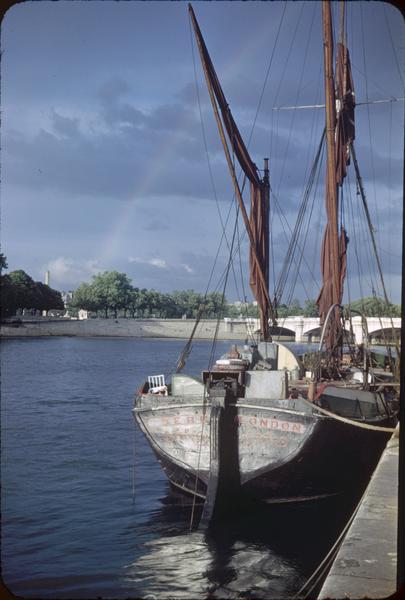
[133, 2, 399, 524]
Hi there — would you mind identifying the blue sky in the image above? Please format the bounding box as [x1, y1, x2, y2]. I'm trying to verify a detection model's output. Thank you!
[1, 1, 403, 304]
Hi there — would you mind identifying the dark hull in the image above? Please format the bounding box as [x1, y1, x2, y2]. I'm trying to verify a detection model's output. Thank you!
[242, 415, 392, 503]
[134, 396, 395, 505]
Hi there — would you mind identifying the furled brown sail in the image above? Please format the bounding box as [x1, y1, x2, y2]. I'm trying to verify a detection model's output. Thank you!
[249, 177, 270, 338]
[317, 1, 355, 356]
[188, 3, 273, 338]
[335, 42, 355, 185]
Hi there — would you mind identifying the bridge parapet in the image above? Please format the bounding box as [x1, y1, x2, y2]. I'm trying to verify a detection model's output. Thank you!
[227, 315, 401, 344]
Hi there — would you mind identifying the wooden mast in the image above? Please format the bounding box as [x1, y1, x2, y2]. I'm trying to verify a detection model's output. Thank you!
[261, 158, 270, 341]
[322, 0, 342, 356]
[188, 3, 276, 331]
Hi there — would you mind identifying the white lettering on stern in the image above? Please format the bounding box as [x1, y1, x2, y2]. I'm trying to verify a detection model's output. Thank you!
[235, 414, 306, 434]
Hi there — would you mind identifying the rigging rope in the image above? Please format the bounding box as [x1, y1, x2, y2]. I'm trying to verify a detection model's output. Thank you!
[208, 207, 241, 371]
[246, 1, 287, 148]
[275, 2, 317, 200]
[360, 4, 381, 255]
[383, 3, 405, 89]
[275, 129, 326, 305]
[271, 1, 305, 166]
[189, 203, 241, 530]
[189, 13, 237, 280]
[270, 191, 316, 303]
[346, 170, 365, 301]
[189, 384, 209, 531]
[350, 144, 401, 364]
[293, 482, 369, 599]
[271, 96, 405, 111]
[179, 18, 246, 374]
[285, 133, 325, 308]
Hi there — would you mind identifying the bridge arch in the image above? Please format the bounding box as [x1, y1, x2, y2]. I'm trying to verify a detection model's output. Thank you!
[367, 327, 401, 345]
[302, 327, 354, 343]
[269, 326, 296, 340]
[252, 326, 296, 340]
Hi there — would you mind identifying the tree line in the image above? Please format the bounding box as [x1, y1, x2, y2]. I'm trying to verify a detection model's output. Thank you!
[66, 272, 329, 319]
[0, 256, 64, 318]
[276, 296, 401, 318]
[67, 273, 402, 319]
[0, 254, 401, 320]
[68, 271, 225, 318]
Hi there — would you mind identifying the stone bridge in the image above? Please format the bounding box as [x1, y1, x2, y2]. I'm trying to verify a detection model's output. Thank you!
[224, 316, 401, 344]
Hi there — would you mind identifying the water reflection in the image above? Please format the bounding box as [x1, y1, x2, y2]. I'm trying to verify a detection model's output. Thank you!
[123, 528, 301, 599]
[122, 489, 360, 599]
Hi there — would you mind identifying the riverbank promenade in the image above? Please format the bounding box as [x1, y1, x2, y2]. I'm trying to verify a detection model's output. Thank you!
[318, 426, 399, 598]
[0, 315, 401, 342]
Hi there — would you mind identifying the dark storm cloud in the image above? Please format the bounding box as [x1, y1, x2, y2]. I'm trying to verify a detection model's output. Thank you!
[2, 74, 310, 204]
[2, 1, 402, 301]
[97, 77, 131, 103]
[3, 69, 401, 234]
[51, 111, 81, 138]
[144, 219, 170, 232]
[3, 98, 212, 201]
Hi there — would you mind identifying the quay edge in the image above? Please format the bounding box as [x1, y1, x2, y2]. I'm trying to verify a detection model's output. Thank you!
[318, 425, 400, 599]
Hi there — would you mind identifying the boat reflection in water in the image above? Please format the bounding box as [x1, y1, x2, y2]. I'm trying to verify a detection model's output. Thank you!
[122, 489, 361, 599]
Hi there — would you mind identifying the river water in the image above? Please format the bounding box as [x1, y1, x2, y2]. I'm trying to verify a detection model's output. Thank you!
[2, 337, 364, 599]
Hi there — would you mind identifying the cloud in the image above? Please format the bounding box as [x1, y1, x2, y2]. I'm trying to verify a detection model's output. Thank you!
[128, 256, 195, 275]
[44, 256, 101, 288]
[145, 219, 170, 232]
[150, 258, 167, 269]
[181, 263, 194, 274]
[5, 70, 400, 221]
[4, 71, 332, 209]
[3, 87, 222, 201]
[51, 110, 81, 138]
[128, 256, 168, 269]
[98, 78, 146, 130]
[97, 77, 132, 104]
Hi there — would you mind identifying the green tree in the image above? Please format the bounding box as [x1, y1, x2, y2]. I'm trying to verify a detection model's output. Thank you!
[8, 270, 37, 309]
[159, 293, 178, 318]
[204, 292, 224, 317]
[303, 299, 319, 317]
[34, 282, 64, 312]
[346, 296, 401, 318]
[135, 288, 150, 317]
[127, 287, 140, 318]
[68, 282, 99, 314]
[0, 270, 63, 316]
[223, 303, 241, 318]
[0, 253, 8, 274]
[143, 289, 163, 317]
[171, 289, 204, 318]
[276, 303, 289, 318]
[245, 303, 260, 317]
[288, 298, 303, 316]
[91, 271, 133, 318]
[275, 299, 303, 318]
[0, 274, 16, 317]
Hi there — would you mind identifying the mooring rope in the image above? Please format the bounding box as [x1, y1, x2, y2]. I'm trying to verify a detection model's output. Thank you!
[293, 481, 369, 599]
[301, 396, 397, 433]
[188, 386, 208, 531]
[132, 424, 137, 505]
[293, 425, 398, 597]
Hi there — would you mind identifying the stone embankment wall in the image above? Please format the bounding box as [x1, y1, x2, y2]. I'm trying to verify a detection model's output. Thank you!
[0, 318, 251, 340]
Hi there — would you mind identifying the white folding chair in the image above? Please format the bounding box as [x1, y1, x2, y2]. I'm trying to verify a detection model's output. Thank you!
[147, 374, 167, 394]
